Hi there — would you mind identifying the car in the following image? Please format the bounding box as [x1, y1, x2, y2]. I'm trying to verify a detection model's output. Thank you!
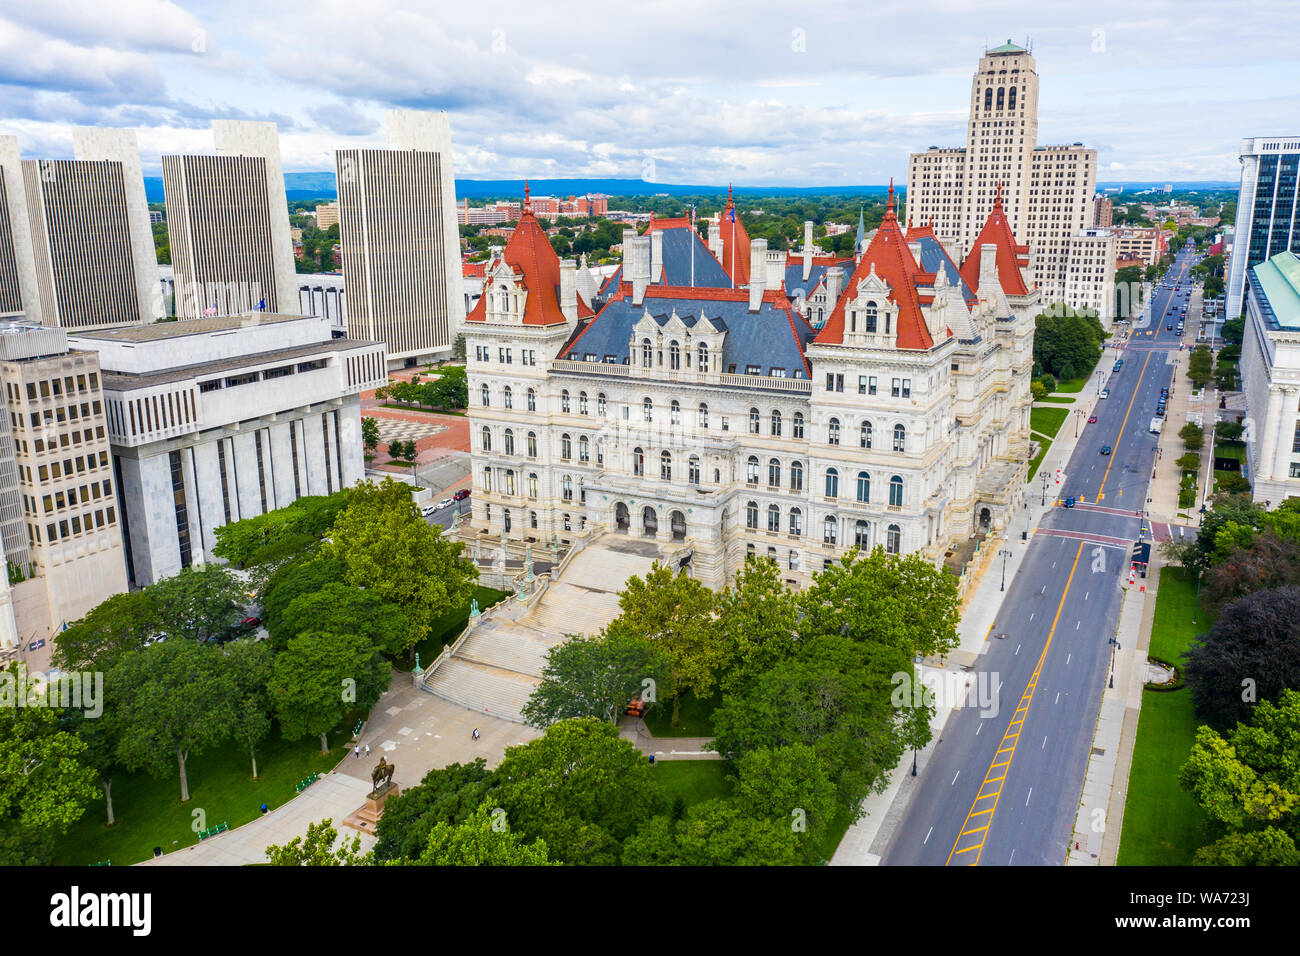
[438, 498, 454, 510]
[1088, 415, 1098, 424]
[1100, 445, 1112, 456]
[421, 504, 437, 518]
[144, 632, 167, 647]
[239, 616, 261, 631]
[1064, 496, 1076, 508]
[1160, 387, 1169, 397]
[453, 489, 471, 501]
[1113, 360, 1124, 371]
[1100, 388, 1110, 399]
[1166, 323, 1173, 331]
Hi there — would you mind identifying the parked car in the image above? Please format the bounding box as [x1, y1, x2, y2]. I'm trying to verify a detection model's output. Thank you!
[421, 504, 437, 518]
[238, 616, 261, 632]
[1100, 445, 1112, 456]
[1113, 360, 1124, 372]
[1100, 388, 1110, 399]
[453, 489, 471, 501]
[437, 498, 454, 510]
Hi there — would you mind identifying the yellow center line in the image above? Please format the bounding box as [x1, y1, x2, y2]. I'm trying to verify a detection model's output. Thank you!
[945, 541, 1085, 866]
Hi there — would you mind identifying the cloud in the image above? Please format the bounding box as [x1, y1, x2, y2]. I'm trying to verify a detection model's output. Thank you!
[306, 101, 379, 136]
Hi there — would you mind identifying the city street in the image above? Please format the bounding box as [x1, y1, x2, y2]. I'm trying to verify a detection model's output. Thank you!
[884, 245, 1201, 865]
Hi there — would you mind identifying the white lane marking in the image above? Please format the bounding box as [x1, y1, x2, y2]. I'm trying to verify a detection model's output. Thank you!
[1009, 849, 1016, 864]
[1066, 653, 1072, 665]
[1042, 735, 1048, 749]
[1030, 612, 1035, 622]
[952, 771, 960, 786]
[924, 826, 933, 844]
[1054, 692, 1060, 704]
[1085, 591, 1090, 600]
[975, 723, 982, 736]
[1076, 620, 1081, 630]
[1026, 788, 1033, 806]
[1015, 644, 1021, 655]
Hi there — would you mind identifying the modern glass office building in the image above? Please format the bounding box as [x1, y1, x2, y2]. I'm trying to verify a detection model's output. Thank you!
[1227, 137, 1300, 318]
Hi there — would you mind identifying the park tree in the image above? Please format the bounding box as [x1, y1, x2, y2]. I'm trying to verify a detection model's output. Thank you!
[607, 563, 722, 726]
[270, 631, 391, 754]
[277, 584, 407, 657]
[266, 818, 371, 866]
[1192, 827, 1300, 866]
[109, 640, 237, 802]
[492, 718, 664, 865]
[225, 640, 274, 779]
[373, 759, 497, 862]
[451, 333, 466, 361]
[326, 478, 477, 650]
[361, 417, 380, 457]
[732, 743, 837, 861]
[53, 589, 159, 671]
[1202, 533, 1300, 610]
[1179, 421, 1204, 451]
[712, 555, 799, 694]
[523, 631, 671, 728]
[1175, 452, 1201, 473]
[1184, 592, 1300, 729]
[412, 802, 556, 866]
[797, 546, 960, 659]
[261, 556, 347, 640]
[63, 706, 122, 827]
[212, 491, 350, 567]
[1188, 346, 1214, 390]
[673, 798, 802, 866]
[620, 814, 682, 865]
[0, 669, 98, 832]
[148, 564, 247, 642]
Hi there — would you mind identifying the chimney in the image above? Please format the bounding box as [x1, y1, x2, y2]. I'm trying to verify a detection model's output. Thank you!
[825, 266, 843, 307]
[908, 240, 923, 268]
[650, 228, 664, 283]
[978, 243, 998, 291]
[559, 259, 578, 322]
[707, 218, 721, 258]
[749, 239, 768, 312]
[802, 220, 814, 281]
[628, 235, 652, 305]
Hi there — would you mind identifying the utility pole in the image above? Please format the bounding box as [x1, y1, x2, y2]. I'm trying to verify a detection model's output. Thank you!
[999, 548, 1012, 591]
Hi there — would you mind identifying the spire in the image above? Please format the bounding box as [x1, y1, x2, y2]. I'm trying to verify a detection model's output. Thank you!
[881, 178, 898, 226]
[855, 204, 865, 253]
[993, 180, 1003, 211]
[523, 179, 531, 213]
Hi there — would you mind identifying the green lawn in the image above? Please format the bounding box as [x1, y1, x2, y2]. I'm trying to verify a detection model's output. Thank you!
[52, 730, 351, 866]
[406, 585, 511, 668]
[1118, 566, 1212, 866]
[651, 759, 732, 807]
[1038, 396, 1075, 404]
[1029, 406, 1070, 438]
[643, 690, 719, 737]
[1054, 377, 1086, 393]
[1027, 438, 1053, 482]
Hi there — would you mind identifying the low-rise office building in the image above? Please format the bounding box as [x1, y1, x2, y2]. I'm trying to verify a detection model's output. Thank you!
[1241, 250, 1300, 505]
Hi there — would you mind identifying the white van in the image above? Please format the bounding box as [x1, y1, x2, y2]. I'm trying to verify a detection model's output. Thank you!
[1150, 417, 1162, 434]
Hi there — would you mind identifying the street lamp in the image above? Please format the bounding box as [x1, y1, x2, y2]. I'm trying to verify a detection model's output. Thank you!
[999, 548, 1013, 591]
[1041, 470, 1049, 507]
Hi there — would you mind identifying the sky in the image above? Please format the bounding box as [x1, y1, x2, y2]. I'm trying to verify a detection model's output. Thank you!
[0, 0, 1296, 186]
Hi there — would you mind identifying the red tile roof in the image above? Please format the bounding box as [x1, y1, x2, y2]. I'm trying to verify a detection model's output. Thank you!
[813, 182, 937, 350]
[462, 261, 486, 278]
[718, 186, 750, 287]
[465, 191, 594, 325]
[959, 183, 1030, 296]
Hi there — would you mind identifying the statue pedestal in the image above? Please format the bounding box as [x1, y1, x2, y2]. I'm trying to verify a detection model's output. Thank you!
[341, 783, 401, 834]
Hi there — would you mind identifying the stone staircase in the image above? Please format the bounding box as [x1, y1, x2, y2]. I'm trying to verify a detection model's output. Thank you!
[422, 535, 666, 723]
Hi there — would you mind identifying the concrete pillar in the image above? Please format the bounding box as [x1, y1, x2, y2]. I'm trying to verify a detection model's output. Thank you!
[1258, 385, 1283, 481]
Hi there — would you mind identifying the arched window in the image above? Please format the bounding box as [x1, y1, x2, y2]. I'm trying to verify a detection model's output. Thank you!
[865, 300, 878, 333]
[633, 447, 644, 476]
[768, 458, 781, 487]
[670, 341, 681, 370]
[643, 398, 653, 422]
[771, 409, 782, 436]
[984, 87, 993, 111]
[527, 431, 537, 457]
[856, 471, 870, 503]
[641, 338, 653, 368]
[887, 523, 902, 554]
[996, 86, 1005, 110]
[530, 510, 538, 529]
[597, 393, 606, 416]
[855, 520, 871, 547]
[482, 466, 492, 492]
[660, 451, 672, 481]
[688, 455, 700, 484]
[790, 460, 804, 491]
[746, 456, 760, 484]
[579, 435, 589, 462]
[749, 408, 760, 434]
[560, 434, 572, 459]
[889, 475, 904, 507]
[480, 384, 490, 406]
[698, 402, 709, 428]
[480, 426, 491, 452]
[498, 290, 508, 312]
[893, 424, 906, 452]
[793, 412, 805, 439]
[825, 467, 839, 498]
[503, 428, 514, 456]
[1008, 85, 1017, 110]
[767, 503, 781, 532]
[528, 473, 538, 498]
[823, 515, 838, 544]
[745, 501, 759, 529]
[526, 387, 536, 412]
[828, 418, 840, 446]
[579, 477, 586, 503]
[503, 386, 513, 409]
[579, 391, 588, 415]
[561, 390, 571, 413]
[697, 343, 709, 372]
[861, 421, 873, 449]
[789, 507, 803, 536]
[562, 475, 573, 501]
[671, 400, 681, 424]
[504, 469, 515, 495]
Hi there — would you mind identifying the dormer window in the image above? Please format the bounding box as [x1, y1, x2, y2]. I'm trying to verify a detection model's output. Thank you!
[865, 301, 878, 333]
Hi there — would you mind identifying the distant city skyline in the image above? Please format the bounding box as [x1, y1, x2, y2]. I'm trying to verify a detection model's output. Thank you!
[1, 1, 1295, 185]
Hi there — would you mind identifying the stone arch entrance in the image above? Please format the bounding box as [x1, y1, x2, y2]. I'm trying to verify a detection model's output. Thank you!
[642, 507, 658, 537]
[615, 501, 630, 532]
[978, 507, 992, 533]
[670, 510, 686, 541]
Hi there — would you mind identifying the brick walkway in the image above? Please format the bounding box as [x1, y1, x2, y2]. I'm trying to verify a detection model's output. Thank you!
[360, 392, 470, 483]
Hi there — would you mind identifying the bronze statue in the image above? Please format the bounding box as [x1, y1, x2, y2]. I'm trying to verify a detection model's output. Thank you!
[370, 756, 396, 792]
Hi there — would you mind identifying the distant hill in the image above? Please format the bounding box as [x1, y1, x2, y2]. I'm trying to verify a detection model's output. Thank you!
[1097, 181, 1236, 192]
[144, 174, 895, 204]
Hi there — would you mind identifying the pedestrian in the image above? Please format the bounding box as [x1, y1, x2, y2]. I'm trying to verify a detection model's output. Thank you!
[354, 745, 360, 759]
[472, 727, 480, 740]
[364, 743, 371, 756]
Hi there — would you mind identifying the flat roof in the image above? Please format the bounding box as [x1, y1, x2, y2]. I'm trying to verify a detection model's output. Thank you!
[1252, 251, 1300, 330]
[98, 337, 380, 390]
[71, 313, 310, 343]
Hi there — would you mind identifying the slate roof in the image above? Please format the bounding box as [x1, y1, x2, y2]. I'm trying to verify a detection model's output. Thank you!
[782, 255, 854, 302]
[905, 225, 976, 304]
[647, 216, 732, 287]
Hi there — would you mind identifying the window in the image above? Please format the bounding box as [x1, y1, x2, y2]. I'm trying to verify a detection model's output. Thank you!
[563, 513, 572, 531]
[688, 455, 700, 484]
[854, 520, 871, 548]
[825, 468, 839, 498]
[768, 458, 781, 487]
[562, 390, 571, 413]
[579, 435, 589, 462]
[504, 470, 516, 495]
[789, 508, 803, 536]
[891, 378, 901, 398]
[579, 391, 589, 415]
[528, 473, 538, 497]
[887, 523, 902, 554]
[770, 409, 782, 436]
[642, 339, 653, 368]
[481, 384, 490, 406]
[790, 460, 804, 492]
[859, 375, 868, 395]
[530, 510, 538, 529]
[504, 428, 515, 455]
[856, 471, 871, 503]
[697, 343, 710, 371]
[480, 426, 492, 452]
[793, 413, 805, 439]
[633, 448, 645, 476]
[747, 456, 760, 484]
[670, 341, 681, 370]
[864, 300, 878, 332]
[561, 434, 572, 459]
[597, 393, 607, 417]
[902, 379, 912, 399]
[861, 421, 873, 449]
[745, 501, 759, 529]
[671, 400, 681, 425]
[562, 475, 573, 501]
[893, 424, 906, 453]
[643, 398, 653, 422]
[768, 504, 781, 532]
[503, 386, 513, 409]
[527, 431, 537, 457]
[660, 451, 672, 481]
[749, 408, 760, 434]
[698, 403, 709, 428]
[527, 388, 536, 411]
[828, 418, 840, 445]
[868, 376, 877, 396]
[825, 373, 844, 392]
[889, 475, 904, 507]
[823, 515, 838, 545]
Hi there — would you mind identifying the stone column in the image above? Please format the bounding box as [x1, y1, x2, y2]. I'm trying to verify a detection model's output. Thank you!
[1258, 385, 1284, 481]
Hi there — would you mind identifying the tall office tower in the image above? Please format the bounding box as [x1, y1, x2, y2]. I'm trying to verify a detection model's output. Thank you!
[0, 322, 128, 640]
[0, 137, 40, 322]
[18, 128, 159, 330]
[162, 120, 298, 319]
[1094, 195, 1113, 227]
[907, 43, 1107, 320]
[1226, 136, 1300, 319]
[336, 109, 465, 366]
